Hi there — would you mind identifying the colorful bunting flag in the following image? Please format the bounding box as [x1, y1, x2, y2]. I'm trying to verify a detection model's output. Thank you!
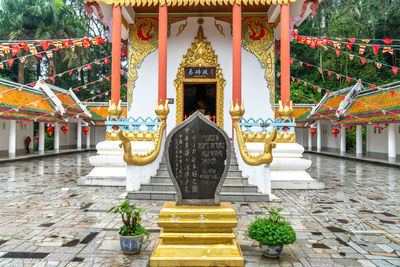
[358, 45, 366, 55]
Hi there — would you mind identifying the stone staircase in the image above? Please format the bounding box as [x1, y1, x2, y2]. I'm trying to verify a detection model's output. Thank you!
[128, 146, 269, 202]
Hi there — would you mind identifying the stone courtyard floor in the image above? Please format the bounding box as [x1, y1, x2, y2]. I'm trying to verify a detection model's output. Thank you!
[0, 152, 399, 267]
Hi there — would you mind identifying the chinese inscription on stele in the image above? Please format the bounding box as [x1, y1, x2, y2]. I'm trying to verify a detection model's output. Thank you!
[165, 111, 231, 206]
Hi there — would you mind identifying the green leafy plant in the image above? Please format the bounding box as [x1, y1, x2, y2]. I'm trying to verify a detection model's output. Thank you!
[248, 207, 296, 247]
[107, 199, 148, 237]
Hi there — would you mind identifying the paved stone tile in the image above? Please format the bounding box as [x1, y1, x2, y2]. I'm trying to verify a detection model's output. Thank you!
[0, 153, 399, 266]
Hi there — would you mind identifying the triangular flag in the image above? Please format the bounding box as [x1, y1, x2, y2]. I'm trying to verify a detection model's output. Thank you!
[372, 45, 379, 55]
[8, 59, 14, 67]
[390, 90, 395, 96]
[19, 41, 28, 51]
[348, 38, 356, 43]
[346, 43, 352, 50]
[327, 71, 332, 77]
[346, 77, 351, 83]
[383, 38, 392, 45]
[49, 76, 55, 83]
[74, 88, 80, 91]
[392, 67, 398, 75]
[69, 70, 74, 76]
[359, 45, 366, 54]
[349, 54, 354, 60]
[34, 53, 43, 58]
[336, 74, 341, 80]
[375, 62, 382, 69]
[86, 64, 92, 70]
[20, 56, 26, 64]
[370, 84, 376, 90]
[104, 58, 109, 64]
[290, 58, 294, 64]
[335, 49, 341, 57]
[105, 76, 110, 81]
[360, 57, 366, 65]
[40, 40, 51, 51]
[318, 68, 323, 74]
[362, 39, 370, 43]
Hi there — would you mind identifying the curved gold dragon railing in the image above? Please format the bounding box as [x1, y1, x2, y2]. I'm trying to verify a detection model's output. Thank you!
[229, 100, 277, 165]
[117, 99, 169, 166]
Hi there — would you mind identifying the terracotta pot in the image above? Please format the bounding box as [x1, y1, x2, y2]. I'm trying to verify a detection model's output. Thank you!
[260, 244, 283, 258]
[118, 232, 144, 254]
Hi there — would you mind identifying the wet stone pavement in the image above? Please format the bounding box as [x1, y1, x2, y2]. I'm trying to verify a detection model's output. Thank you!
[0, 152, 399, 267]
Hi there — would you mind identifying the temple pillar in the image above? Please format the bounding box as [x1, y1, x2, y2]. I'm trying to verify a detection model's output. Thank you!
[39, 122, 45, 155]
[86, 127, 91, 149]
[308, 128, 312, 151]
[232, 2, 242, 105]
[111, 4, 121, 103]
[8, 120, 16, 158]
[316, 121, 321, 152]
[54, 124, 60, 152]
[356, 125, 362, 158]
[158, 3, 168, 103]
[340, 126, 346, 155]
[77, 120, 82, 150]
[388, 124, 396, 162]
[280, 2, 290, 104]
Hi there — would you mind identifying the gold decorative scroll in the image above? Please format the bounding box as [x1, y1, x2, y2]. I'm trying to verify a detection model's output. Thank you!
[106, 130, 156, 141]
[174, 22, 225, 128]
[118, 121, 166, 166]
[229, 101, 277, 165]
[88, 0, 297, 7]
[117, 99, 169, 165]
[128, 17, 159, 109]
[241, 16, 275, 108]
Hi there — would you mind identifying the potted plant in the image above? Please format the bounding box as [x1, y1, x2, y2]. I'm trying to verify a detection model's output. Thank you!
[107, 199, 148, 254]
[248, 207, 296, 258]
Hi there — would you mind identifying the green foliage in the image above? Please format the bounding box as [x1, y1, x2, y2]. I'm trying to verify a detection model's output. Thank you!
[248, 207, 296, 246]
[107, 199, 148, 237]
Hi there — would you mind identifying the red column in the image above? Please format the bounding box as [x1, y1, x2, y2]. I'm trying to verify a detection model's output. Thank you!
[280, 3, 290, 105]
[111, 5, 121, 103]
[232, 2, 242, 106]
[158, 4, 168, 102]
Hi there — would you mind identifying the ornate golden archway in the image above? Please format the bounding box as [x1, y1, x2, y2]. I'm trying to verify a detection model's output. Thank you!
[174, 21, 225, 128]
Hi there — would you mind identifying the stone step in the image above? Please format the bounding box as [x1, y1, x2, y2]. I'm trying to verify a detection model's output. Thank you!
[128, 191, 268, 202]
[140, 183, 258, 193]
[157, 164, 239, 171]
[156, 168, 242, 177]
[150, 176, 249, 185]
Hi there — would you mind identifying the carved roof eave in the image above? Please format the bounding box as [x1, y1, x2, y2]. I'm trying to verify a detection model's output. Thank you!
[87, 0, 297, 7]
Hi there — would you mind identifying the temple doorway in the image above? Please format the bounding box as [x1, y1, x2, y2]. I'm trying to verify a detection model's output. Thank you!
[183, 83, 216, 123]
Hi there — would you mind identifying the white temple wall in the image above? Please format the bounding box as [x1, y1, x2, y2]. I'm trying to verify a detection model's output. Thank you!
[59, 122, 77, 149]
[0, 120, 34, 156]
[129, 17, 274, 138]
[366, 124, 388, 158]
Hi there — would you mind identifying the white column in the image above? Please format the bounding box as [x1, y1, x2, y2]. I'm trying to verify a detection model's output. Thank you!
[8, 120, 16, 158]
[86, 127, 90, 149]
[39, 122, 45, 154]
[54, 124, 60, 153]
[308, 128, 312, 151]
[77, 120, 82, 150]
[317, 121, 321, 152]
[388, 124, 396, 162]
[356, 125, 362, 158]
[340, 126, 346, 155]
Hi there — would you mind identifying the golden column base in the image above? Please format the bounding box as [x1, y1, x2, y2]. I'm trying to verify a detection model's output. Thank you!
[150, 202, 244, 267]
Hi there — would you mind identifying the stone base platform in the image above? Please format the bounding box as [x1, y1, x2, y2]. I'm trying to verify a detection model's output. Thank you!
[150, 202, 244, 267]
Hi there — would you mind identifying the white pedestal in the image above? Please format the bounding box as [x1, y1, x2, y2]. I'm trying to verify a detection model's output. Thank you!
[241, 142, 324, 190]
[79, 139, 163, 189]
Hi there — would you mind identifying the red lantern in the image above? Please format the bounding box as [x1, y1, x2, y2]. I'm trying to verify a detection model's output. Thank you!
[47, 125, 54, 137]
[61, 125, 69, 135]
[82, 127, 89, 136]
[310, 128, 316, 137]
[332, 128, 340, 138]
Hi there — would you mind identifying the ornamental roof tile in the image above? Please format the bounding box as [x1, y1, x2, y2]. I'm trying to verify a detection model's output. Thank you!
[87, 0, 295, 7]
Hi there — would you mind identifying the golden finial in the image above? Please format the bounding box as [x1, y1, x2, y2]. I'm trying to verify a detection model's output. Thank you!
[155, 99, 170, 120]
[277, 99, 293, 120]
[108, 99, 123, 118]
[229, 100, 245, 120]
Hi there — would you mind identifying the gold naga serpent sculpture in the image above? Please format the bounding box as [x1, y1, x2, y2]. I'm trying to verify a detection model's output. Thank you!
[230, 100, 277, 165]
[118, 99, 169, 166]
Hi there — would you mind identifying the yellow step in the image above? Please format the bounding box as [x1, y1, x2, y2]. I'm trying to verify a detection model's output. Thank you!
[159, 232, 236, 244]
